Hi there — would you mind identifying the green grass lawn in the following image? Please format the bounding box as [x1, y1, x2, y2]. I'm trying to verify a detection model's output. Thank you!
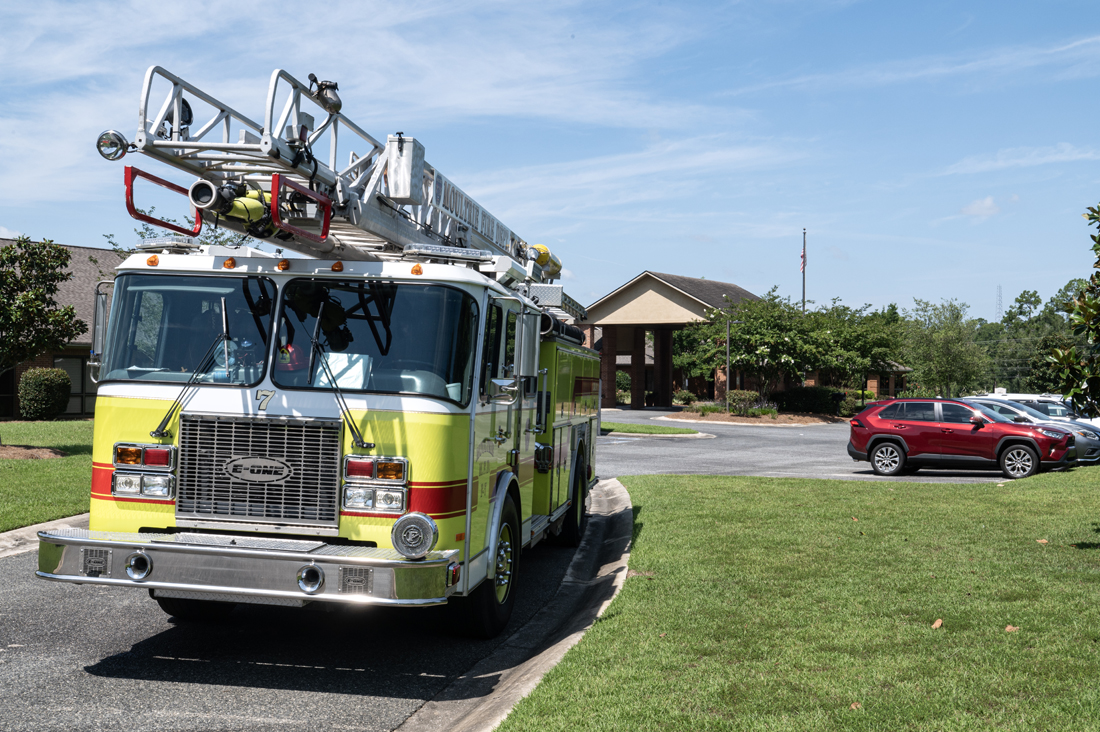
[0, 420, 93, 532]
[500, 468, 1100, 731]
[601, 421, 698, 435]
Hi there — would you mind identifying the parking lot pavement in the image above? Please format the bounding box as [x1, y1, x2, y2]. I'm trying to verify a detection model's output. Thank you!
[0, 539, 577, 732]
[598, 408, 1002, 483]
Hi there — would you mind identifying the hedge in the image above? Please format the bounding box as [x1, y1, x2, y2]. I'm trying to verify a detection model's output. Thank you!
[18, 367, 71, 420]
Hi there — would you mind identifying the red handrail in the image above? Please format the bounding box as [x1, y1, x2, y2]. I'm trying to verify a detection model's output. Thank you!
[271, 173, 332, 244]
[124, 166, 203, 237]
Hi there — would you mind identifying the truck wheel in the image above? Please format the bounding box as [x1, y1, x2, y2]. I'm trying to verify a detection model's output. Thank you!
[454, 493, 519, 638]
[1000, 444, 1038, 479]
[557, 457, 589, 547]
[870, 442, 905, 476]
[154, 594, 236, 622]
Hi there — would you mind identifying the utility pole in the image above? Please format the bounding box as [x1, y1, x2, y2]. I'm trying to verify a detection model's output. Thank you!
[801, 228, 807, 314]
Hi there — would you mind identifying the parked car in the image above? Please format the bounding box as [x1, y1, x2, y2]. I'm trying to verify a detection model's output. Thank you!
[970, 392, 1086, 421]
[847, 398, 1076, 479]
[962, 397, 1100, 465]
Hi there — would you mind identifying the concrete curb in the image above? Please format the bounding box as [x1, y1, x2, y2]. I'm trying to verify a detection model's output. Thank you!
[0, 513, 89, 560]
[602, 431, 715, 439]
[397, 478, 633, 732]
[655, 415, 842, 428]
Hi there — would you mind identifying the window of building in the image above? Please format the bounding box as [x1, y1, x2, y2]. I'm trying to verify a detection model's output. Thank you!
[53, 356, 98, 415]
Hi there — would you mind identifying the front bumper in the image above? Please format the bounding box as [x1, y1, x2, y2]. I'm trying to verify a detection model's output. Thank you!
[1041, 445, 1077, 471]
[37, 529, 459, 607]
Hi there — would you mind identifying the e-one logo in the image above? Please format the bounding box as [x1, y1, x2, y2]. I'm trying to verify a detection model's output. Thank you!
[223, 456, 293, 484]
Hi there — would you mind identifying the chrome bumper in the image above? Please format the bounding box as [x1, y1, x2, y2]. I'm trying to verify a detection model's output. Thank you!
[36, 528, 460, 607]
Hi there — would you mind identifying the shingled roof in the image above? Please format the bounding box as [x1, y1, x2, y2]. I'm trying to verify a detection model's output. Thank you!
[646, 271, 758, 310]
[1, 240, 126, 347]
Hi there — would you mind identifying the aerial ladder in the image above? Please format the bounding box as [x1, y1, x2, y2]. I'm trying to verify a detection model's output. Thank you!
[96, 66, 585, 319]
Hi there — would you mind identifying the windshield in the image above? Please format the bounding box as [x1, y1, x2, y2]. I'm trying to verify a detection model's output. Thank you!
[102, 273, 275, 385]
[273, 279, 480, 405]
[970, 402, 1013, 423]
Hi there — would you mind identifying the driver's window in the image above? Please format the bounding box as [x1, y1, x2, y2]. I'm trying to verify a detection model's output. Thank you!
[480, 304, 503, 398]
[941, 403, 976, 424]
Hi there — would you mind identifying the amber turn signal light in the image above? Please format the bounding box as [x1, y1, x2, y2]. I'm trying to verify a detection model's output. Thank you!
[411, 264, 423, 275]
[276, 259, 290, 271]
[146, 255, 159, 266]
[376, 460, 405, 482]
[223, 257, 236, 269]
[331, 261, 344, 272]
[115, 446, 142, 465]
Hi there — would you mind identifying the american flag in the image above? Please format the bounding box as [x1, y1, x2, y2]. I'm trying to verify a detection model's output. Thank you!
[800, 244, 805, 273]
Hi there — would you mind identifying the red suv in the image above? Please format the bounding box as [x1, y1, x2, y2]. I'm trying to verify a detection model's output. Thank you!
[847, 399, 1076, 479]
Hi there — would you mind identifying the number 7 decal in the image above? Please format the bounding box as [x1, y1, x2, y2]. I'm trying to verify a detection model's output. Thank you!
[256, 389, 276, 411]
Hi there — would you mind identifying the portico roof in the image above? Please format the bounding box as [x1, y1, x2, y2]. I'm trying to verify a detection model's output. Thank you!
[586, 271, 758, 327]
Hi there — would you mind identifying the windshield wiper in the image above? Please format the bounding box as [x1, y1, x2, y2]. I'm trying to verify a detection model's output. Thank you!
[150, 297, 232, 439]
[306, 301, 374, 449]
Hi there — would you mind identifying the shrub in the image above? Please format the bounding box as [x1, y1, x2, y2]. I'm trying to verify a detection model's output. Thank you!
[897, 387, 938, 399]
[684, 403, 724, 416]
[770, 386, 843, 414]
[673, 389, 696, 405]
[615, 370, 631, 392]
[18, 367, 71, 420]
[725, 389, 759, 413]
[616, 389, 630, 405]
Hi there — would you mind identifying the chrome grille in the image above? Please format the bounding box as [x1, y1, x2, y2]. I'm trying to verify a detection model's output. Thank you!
[176, 415, 342, 528]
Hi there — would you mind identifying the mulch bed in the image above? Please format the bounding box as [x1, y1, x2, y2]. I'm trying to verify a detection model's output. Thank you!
[0, 445, 68, 459]
[667, 412, 847, 425]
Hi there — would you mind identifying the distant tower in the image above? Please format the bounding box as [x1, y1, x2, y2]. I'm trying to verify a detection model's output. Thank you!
[996, 285, 1003, 322]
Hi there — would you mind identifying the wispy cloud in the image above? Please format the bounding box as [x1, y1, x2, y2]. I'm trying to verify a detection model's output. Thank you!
[725, 34, 1100, 96]
[961, 196, 1000, 218]
[0, 225, 21, 238]
[462, 136, 805, 226]
[942, 143, 1100, 175]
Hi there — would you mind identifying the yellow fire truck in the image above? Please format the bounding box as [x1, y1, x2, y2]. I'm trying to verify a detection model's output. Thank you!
[36, 67, 599, 637]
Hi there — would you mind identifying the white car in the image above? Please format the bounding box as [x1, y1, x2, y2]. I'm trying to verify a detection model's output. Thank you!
[969, 392, 1099, 427]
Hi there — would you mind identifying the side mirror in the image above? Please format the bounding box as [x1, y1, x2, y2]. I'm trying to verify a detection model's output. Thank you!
[970, 415, 984, 425]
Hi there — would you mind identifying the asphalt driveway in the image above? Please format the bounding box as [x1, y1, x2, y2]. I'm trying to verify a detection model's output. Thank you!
[599, 407, 1003, 483]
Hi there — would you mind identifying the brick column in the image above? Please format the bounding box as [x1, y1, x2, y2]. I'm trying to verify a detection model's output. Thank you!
[600, 325, 618, 409]
[630, 327, 646, 410]
[654, 329, 673, 407]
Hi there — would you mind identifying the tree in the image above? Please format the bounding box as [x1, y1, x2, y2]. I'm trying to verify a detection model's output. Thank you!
[806, 300, 901, 391]
[1048, 205, 1100, 416]
[0, 237, 88, 377]
[902, 298, 987, 398]
[104, 207, 256, 256]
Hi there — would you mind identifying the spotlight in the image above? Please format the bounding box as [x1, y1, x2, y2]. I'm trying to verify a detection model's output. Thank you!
[96, 130, 129, 161]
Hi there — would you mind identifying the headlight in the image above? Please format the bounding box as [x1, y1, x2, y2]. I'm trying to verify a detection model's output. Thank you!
[343, 486, 374, 509]
[112, 474, 142, 495]
[1077, 430, 1099, 440]
[1038, 428, 1067, 439]
[141, 475, 173, 497]
[375, 488, 405, 512]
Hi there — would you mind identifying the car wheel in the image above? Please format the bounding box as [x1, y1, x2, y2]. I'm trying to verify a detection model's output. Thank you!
[1000, 444, 1038, 479]
[870, 443, 905, 476]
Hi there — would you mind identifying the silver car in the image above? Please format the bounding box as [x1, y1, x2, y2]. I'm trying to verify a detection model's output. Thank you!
[965, 397, 1100, 465]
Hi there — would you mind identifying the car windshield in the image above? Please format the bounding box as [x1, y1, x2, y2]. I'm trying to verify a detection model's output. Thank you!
[1026, 400, 1072, 418]
[101, 274, 275, 386]
[970, 402, 1012, 423]
[272, 279, 480, 405]
[992, 400, 1049, 421]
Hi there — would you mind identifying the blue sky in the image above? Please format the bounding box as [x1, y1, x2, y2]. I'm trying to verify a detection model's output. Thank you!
[2, 1, 1099, 320]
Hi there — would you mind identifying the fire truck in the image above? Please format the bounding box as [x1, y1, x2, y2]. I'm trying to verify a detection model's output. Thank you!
[35, 67, 600, 637]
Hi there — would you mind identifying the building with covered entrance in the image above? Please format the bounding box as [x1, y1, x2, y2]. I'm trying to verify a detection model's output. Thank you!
[583, 271, 758, 409]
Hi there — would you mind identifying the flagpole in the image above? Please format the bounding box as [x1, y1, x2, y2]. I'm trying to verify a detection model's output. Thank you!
[801, 228, 806, 314]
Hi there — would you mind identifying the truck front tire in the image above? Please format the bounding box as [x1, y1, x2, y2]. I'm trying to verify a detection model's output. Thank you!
[453, 492, 519, 638]
[557, 456, 589, 547]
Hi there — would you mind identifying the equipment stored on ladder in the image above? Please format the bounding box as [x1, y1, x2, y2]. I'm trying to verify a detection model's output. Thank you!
[96, 66, 576, 306]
